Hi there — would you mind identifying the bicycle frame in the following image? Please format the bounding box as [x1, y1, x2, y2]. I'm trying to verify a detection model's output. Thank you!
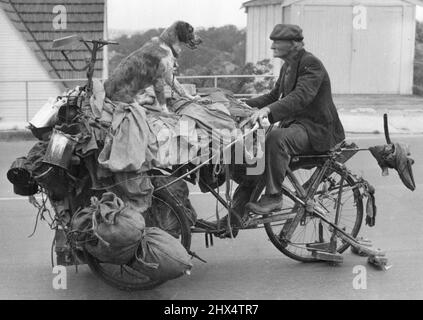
[189, 147, 384, 258]
[188, 114, 392, 256]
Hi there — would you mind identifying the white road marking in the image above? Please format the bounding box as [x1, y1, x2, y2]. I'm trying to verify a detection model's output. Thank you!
[0, 197, 36, 201]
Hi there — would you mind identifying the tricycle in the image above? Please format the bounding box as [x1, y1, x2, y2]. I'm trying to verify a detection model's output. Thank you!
[10, 35, 414, 291]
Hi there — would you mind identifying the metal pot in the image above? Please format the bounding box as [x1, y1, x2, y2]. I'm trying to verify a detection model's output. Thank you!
[7, 157, 31, 185]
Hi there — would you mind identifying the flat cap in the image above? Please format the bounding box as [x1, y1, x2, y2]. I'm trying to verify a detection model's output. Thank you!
[270, 24, 304, 41]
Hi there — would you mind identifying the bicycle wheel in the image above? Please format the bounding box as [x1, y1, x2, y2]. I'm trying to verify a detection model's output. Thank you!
[84, 189, 192, 291]
[250, 163, 363, 263]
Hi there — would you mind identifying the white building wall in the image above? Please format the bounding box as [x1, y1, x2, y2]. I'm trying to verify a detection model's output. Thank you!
[246, 0, 418, 94]
[0, 8, 62, 122]
[400, 4, 416, 94]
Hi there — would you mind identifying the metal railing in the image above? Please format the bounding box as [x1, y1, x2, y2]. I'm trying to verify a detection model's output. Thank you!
[0, 78, 87, 122]
[177, 74, 275, 90]
[0, 74, 276, 121]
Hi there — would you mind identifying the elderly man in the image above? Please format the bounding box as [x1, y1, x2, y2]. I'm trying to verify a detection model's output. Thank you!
[245, 24, 345, 214]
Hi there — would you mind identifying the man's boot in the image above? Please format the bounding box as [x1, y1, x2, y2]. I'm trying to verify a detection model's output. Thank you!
[246, 193, 283, 215]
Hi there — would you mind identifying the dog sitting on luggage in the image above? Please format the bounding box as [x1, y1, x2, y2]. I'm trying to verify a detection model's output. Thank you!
[104, 21, 202, 113]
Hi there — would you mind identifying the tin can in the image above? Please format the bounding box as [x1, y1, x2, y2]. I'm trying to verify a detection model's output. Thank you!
[43, 129, 77, 170]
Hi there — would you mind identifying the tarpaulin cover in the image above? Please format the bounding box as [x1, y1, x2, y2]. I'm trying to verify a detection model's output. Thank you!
[98, 102, 157, 173]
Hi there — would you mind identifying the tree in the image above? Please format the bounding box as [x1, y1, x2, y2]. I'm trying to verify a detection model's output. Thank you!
[107, 25, 274, 95]
[109, 25, 246, 76]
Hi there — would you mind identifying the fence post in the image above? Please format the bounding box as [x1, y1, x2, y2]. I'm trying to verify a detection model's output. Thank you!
[25, 81, 29, 122]
[214, 77, 218, 88]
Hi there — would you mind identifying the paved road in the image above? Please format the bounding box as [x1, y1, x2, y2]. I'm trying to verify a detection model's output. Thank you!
[0, 135, 422, 300]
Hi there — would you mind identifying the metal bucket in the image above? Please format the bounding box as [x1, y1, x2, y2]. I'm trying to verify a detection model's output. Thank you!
[43, 129, 77, 170]
[29, 97, 67, 128]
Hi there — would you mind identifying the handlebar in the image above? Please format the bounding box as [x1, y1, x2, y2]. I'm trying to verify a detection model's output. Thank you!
[84, 39, 119, 46]
[52, 35, 119, 95]
[56, 37, 118, 72]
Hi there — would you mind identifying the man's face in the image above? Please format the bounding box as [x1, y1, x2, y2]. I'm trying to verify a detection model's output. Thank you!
[271, 40, 292, 59]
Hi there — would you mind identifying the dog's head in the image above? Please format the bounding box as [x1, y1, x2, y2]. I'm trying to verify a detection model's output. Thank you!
[175, 21, 202, 49]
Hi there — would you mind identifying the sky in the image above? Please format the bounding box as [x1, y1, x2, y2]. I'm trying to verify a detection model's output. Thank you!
[108, 0, 423, 31]
[108, 0, 248, 31]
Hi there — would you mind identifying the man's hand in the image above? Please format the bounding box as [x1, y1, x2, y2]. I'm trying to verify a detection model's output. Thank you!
[249, 107, 270, 126]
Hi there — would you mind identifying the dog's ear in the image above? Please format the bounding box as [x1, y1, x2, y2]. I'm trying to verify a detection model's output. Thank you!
[176, 21, 194, 43]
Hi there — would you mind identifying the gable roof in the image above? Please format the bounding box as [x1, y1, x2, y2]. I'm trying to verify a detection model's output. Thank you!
[0, 0, 105, 80]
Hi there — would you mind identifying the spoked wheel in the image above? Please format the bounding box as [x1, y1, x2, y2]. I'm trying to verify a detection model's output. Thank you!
[250, 164, 363, 263]
[84, 189, 192, 291]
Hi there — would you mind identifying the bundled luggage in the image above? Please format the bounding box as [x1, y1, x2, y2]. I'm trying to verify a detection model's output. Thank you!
[7, 84, 257, 285]
[71, 192, 145, 265]
[70, 192, 193, 282]
[131, 227, 193, 282]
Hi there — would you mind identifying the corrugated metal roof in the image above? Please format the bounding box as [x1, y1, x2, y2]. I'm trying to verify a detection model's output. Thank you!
[0, 0, 105, 80]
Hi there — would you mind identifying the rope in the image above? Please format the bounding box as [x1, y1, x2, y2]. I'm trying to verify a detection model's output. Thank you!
[28, 191, 51, 237]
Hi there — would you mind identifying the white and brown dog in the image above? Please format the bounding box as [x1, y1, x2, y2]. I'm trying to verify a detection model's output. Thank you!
[104, 21, 202, 112]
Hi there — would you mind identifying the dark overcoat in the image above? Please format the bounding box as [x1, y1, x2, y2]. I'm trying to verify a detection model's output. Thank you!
[246, 49, 345, 152]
